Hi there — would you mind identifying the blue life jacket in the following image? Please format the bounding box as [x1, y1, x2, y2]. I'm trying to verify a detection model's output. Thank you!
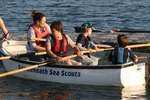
[109, 46, 130, 64]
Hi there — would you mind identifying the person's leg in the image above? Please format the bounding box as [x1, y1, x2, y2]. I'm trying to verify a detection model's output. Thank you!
[80, 55, 93, 65]
[73, 55, 96, 65]
[66, 59, 72, 65]
[90, 55, 99, 65]
[71, 59, 82, 65]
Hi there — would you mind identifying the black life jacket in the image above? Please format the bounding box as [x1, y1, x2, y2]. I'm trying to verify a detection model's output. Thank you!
[76, 34, 91, 48]
[76, 34, 92, 57]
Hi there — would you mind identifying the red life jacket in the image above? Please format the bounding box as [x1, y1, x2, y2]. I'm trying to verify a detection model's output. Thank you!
[32, 24, 49, 47]
[52, 33, 68, 55]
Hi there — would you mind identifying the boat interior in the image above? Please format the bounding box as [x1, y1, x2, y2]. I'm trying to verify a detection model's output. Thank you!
[0, 40, 147, 68]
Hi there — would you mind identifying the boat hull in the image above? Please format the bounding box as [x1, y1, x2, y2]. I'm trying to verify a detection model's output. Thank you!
[2, 59, 146, 87]
[0, 40, 146, 87]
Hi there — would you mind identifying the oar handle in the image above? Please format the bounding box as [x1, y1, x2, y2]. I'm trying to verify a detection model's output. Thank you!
[0, 56, 11, 60]
[31, 38, 46, 41]
[0, 43, 149, 61]
[0, 52, 47, 61]
[138, 56, 148, 59]
[61, 48, 113, 61]
[35, 52, 47, 55]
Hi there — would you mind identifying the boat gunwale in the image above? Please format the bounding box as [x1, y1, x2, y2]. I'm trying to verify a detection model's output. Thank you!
[2, 53, 143, 69]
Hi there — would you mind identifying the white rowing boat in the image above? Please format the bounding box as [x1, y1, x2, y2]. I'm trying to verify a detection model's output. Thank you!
[0, 40, 147, 87]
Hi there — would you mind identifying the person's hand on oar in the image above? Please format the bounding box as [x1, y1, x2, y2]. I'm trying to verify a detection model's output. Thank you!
[54, 56, 63, 63]
[86, 48, 94, 53]
[31, 38, 46, 42]
[91, 44, 105, 51]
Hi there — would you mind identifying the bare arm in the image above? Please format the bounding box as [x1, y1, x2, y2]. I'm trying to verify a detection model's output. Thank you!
[67, 36, 81, 56]
[0, 17, 9, 39]
[46, 42, 57, 58]
[128, 48, 138, 62]
[46, 40, 63, 62]
[34, 45, 46, 52]
[77, 43, 87, 50]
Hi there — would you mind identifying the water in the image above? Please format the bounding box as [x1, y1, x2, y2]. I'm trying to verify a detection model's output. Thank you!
[0, 0, 150, 100]
[0, 76, 148, 100]
[0, 0, 150, 34]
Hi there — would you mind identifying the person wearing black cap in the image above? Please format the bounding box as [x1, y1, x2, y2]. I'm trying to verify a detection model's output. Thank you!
[76, 23, 111, 65]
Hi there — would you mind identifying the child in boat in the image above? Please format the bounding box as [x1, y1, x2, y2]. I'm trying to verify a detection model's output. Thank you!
[27, 11, 51, 52]
[46, 20, 81, 65]
[109, 34, 138, 64]
[76, 23, 111, 65]
[0, 17, 9, 40]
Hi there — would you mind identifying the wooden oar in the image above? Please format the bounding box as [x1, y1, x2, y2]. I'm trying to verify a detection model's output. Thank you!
[35, 43, 150, 56]
[15, 43, 150, 59]
[0, 45, 149, 78]
[127, 43, 150, 48]
[0, 56, 11, 60]
[60, 48, 113, 61]
[0, 62, 48, 78]
[0, 52, 48, 61]
[138, 56, 148, 59]
[0, 43, 149, 60]
[35, 48, 113, 56]
[31, 38, 46, 41]
[0, 48, 112, 78]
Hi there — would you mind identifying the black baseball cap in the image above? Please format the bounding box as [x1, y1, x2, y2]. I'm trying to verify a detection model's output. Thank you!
[81, 22, 93, 29]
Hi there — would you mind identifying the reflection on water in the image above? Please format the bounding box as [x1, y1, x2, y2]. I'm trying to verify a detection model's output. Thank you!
[0, 76, 148, 100]
[29, 90, 71, 100]
[121, 86, 146, 100]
